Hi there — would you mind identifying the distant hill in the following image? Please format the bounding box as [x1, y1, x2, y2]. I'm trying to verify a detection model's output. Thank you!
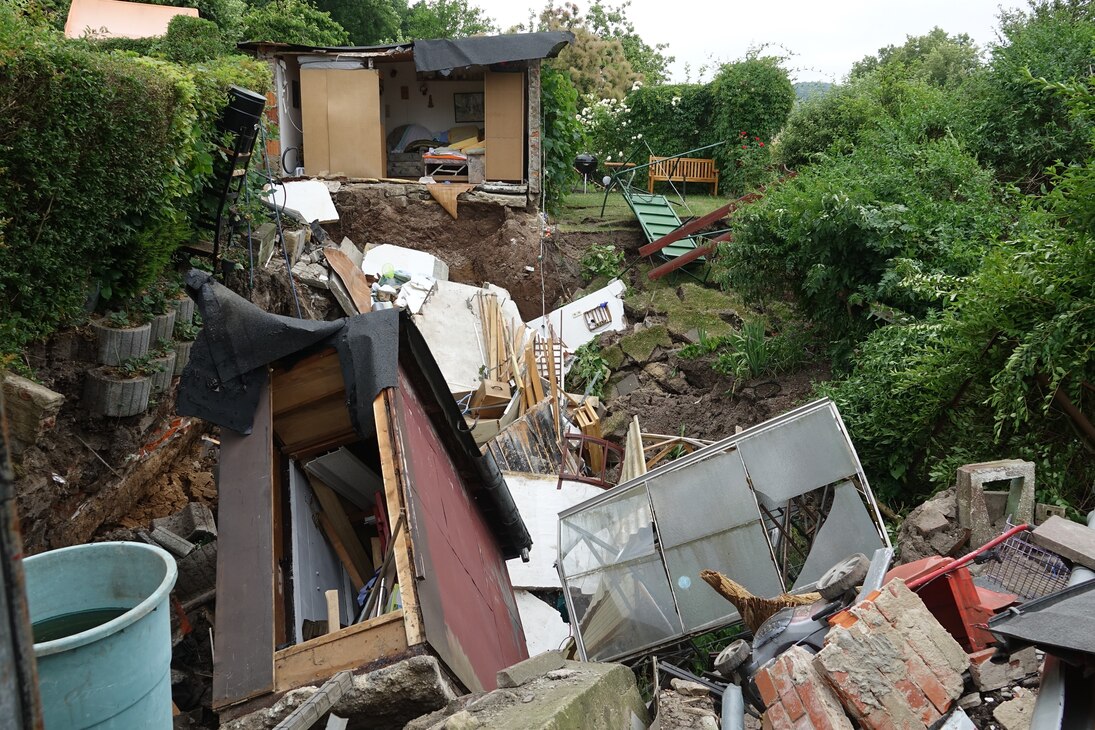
[794, 82, 834, 102]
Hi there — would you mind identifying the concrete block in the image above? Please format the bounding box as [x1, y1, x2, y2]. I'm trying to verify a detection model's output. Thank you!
[956, 460, 1035, 548]
[2, 373, 64, 450]
[254, 222, 278, 267]
[1035, 503, 1067, 525]
[992, 687, 1035, 730]
[283, 229, 309, 266]
[969, 647, 1041, 692]
[174, 542, 216, 603]
[149, 525, 195, 558]
[152, 502, 216, 543]
[496, 651, 565, 689]
[1032, 515, 1095, 571]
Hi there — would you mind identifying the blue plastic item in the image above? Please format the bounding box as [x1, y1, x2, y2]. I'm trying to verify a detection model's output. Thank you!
[24, 541, 178, 729]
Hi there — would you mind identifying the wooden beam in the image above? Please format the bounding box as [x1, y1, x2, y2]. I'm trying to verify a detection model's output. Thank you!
[306, 475, 374, 588]
[325, 590, 340, 634]
[273, 610, 407, 692]
[637, 199, 737, 256]
[372, 390, 426, 647]
[271, 348, 344, 418]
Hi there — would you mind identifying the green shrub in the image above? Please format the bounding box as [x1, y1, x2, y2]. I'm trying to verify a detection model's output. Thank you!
[159, 15, 232, 64]
[565, 343, 610, 398]
[541, 64, 583, 214]
[242, 0, 349, 46]
[0, 8, 269, 356]
[579, 243, 624, 281]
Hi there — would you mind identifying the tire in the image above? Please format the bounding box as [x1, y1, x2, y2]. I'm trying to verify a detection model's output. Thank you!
[817, 553, 871, 601]
[714, 638, 751, 677]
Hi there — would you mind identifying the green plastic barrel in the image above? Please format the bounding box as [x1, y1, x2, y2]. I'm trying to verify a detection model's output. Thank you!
[24, 541, 178, 729]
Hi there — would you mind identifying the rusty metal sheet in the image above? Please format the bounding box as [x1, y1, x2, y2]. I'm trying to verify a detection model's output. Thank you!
[396, 370, 527, 691]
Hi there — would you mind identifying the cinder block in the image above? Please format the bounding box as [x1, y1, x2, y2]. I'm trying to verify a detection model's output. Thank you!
[2, 373, 64, 450]
[495, 651, 564, 689]
[956, 460, 1035, 547]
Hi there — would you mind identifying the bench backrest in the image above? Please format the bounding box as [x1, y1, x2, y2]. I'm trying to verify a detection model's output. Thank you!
[648, 156, 717, 180]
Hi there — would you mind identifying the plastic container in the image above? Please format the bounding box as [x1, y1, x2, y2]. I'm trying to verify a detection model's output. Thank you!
[25, 541, 178, 729]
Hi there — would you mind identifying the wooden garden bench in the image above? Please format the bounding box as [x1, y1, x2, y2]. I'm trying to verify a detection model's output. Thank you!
[647, 156, 719, 195]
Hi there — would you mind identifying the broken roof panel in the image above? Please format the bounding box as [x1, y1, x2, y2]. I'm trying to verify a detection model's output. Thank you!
[558, 399, 889, 662]
[413, 31, 574, 73]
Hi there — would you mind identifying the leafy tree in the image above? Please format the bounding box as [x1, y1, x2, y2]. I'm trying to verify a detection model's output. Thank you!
[526, 2, 638, 100]
[967, 0, 1095, 190]
[312, 0, 403, 45]
[586, 0, 673, 85]
[158, 15, 232, 63]
[850, 27, 982, 87]
[540, 65, 582, 212]
[242, 0, 348, 45]
[400, 0, 495, 40]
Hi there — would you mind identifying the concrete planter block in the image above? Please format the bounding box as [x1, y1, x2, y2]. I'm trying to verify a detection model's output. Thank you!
[92, 319, 150, 366]
[148, 309, 176, 347]
[84, 367, 151, 417]
[149, 351, 177, 395]
[173, 340, 194, 376]
[171, 296, 195, 326]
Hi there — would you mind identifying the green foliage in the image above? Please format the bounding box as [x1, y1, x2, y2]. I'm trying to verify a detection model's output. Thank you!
[586, 0, 673, 85]
[0, 7, 269, 357]
[716, 127, 1005, 355]
[968, 1, 1095, 190]
[578, 243, 624, 281]
[242, 0, 349, 45]
[529, 3, 638, 101]
[158, 15, 231, 64]
[540, 64, 582, 214]
[144, 0, 247, 40]
[312, 0, 401, 45]
[401, 0, 495, 39]
[850, 27, 982, 87]
[709, 56, 795, 193]
[706, 318, 813, 381]
[565, 342, 610, 398]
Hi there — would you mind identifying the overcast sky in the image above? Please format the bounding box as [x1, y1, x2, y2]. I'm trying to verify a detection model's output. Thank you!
[473, 0, 1029, 83]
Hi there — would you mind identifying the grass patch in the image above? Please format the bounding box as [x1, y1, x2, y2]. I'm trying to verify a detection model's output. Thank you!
[625, 278, 743, 340]
[619, 324, 672, 362]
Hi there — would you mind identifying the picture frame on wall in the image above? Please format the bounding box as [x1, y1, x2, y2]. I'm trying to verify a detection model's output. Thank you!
[453, 92, 484, 123]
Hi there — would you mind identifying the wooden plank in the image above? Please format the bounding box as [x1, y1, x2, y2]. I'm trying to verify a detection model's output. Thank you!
[299, 68, 330, 175]
[306, 475, 374, 588]
[273, 393, 355, 457]
[213, 369, 275, 709]
[271, 348, 344, 418]
[484, 71, 525, 181]
[317, 511, 368, 589]
[373, 390, 426, 647]
[638, 199, 737, 256]
[324, 248, 373, 314]
[524, 343, 544, 402]
[325, 69, 384, 178]
[273, 610, 407, 692]
[546, 334, 560, 439]
[325, 590, 340, 634]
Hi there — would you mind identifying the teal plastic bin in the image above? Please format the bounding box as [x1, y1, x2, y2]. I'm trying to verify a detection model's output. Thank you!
[25, 541, 178, 729]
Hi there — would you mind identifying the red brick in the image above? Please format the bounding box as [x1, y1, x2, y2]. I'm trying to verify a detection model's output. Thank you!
[795, 675, 852, 730]
[893, 677, 941, 726]
[763, 701, 794, 730]
[968, 647, 996, 666]
[769, 662, 805, 720]
[755, 665, 780, 708]
[793, 716, 813, 730]
[905, 653, 955, 714]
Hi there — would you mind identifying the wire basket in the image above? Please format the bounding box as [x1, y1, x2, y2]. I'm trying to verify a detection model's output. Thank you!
[981, 521, 1072, 600]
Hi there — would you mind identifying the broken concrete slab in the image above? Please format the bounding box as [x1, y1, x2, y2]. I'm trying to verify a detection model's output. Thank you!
[1032, 515, 1095, 571]
[514, 591, 570, 657]
[266, 179, 339, 224]
[291, 260, 330, 289]
[222, 655, 459, 730]
[253, 222, 279, 268]
[174, 542, 216, 604]
[414, 661, 647, 730]
[957, 460, 1035, 548]
[496, 651, 565, 689]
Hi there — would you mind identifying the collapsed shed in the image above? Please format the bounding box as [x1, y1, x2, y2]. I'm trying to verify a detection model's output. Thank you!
[176, 271, 532, 716]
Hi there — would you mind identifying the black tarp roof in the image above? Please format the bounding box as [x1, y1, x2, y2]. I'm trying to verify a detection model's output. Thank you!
[237, 31, 573, 73]
[177, 270, 532, 559]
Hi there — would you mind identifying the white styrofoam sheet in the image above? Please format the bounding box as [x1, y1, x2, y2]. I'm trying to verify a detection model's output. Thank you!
[265, 179, 339, 223]
[527, 279, 627, 352]
[414, 280, 489, 394]
[504, 472, 606, 589]
[361, 244, 449, 281]
[515, 589, 571, 657]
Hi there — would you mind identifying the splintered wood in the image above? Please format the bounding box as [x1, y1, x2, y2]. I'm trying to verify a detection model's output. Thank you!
[700, 569, 821, 633]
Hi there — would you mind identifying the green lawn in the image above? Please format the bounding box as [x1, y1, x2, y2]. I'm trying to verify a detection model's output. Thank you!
[556, 190, 733, 233]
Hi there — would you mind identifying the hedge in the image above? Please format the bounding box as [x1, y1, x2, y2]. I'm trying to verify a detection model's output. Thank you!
[0, 8, 269, 357]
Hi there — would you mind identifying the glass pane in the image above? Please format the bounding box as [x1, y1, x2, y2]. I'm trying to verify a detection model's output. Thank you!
[792, 481, 885, 590]
[568, 557, 681, 661]
[738, 406, 858, 502]
[664, 524, 784, 631]
[646, 450, 756, 547]
[559, 485, 654, 578]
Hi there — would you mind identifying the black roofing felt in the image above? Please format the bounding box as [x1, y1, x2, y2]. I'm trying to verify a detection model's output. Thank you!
[177, 270, 532, 559]
[412, 31, 574, 73]
[988, 578, 1095, 657]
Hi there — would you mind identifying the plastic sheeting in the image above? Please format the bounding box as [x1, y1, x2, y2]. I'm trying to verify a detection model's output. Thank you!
[413, 31, 574, 73]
